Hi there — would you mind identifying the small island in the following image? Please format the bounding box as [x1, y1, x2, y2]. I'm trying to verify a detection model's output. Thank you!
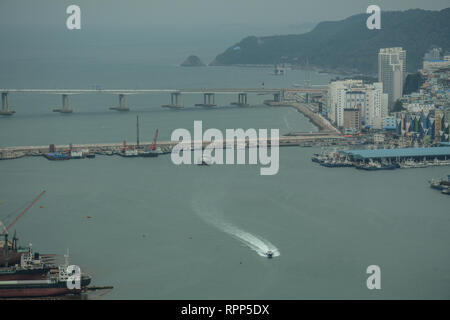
[180, 55, 205, 67]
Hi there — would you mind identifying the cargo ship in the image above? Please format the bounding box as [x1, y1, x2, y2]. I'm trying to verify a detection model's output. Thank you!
[0, 191, 93, 298]
[0, 253, 91, 298]
[0, 233, 25, 267]
[0, 242, 54, 281]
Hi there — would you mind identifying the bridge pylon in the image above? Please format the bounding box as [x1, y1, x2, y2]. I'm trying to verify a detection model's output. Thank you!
[231, 93, 249, 107]
[195, 93, 216, 107]
[110, 94, 130, 111]
[53, 94, 73, 113]
[0, 92, 15, 115]
[162, 92, 183, 109]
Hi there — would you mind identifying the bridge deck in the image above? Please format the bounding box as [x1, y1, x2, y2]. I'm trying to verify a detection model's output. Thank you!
[0, 88, 325, 95]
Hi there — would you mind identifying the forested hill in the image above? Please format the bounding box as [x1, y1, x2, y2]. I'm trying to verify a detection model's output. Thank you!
[210, 8, 450, 74]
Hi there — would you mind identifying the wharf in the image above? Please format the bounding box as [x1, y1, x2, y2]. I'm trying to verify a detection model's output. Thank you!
[0, 135, 344, 160]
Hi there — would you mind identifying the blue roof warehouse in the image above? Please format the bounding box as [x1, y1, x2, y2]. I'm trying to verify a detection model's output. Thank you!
[340, 146, 450, 161]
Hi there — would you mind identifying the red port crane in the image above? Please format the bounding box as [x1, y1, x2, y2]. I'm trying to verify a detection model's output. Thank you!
[1, 190, 46, 235]
[151, 129, 159, 151]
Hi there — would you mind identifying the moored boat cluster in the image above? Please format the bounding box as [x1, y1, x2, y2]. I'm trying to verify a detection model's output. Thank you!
[312, 150, 450, 171]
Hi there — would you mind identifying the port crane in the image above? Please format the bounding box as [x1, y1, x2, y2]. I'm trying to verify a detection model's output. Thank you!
[1, 190, 46, 235]
[1, 190, 46, 267]
[151, 129, 159, 151]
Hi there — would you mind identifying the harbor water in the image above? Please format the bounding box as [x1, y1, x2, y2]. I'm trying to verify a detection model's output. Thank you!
[1, 28, 449, 299]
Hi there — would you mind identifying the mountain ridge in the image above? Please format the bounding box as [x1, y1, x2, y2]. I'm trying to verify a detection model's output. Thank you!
[210, 8, 450, 75]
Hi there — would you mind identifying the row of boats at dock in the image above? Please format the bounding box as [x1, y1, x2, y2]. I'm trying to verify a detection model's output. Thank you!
[312, 150, 450, 171]
[40, 125, 174, 160]
[43, 146, 171, 160]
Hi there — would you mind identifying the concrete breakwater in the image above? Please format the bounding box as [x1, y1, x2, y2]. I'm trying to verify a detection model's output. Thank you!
[0, 134, 344, 160]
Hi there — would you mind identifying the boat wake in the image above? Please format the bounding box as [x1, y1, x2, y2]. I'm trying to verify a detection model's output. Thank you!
[192, 203, 280, 258]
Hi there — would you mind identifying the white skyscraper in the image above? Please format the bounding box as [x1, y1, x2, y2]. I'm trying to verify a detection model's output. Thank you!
[378, 47, 406, 110]
[327, 80, 388, 130]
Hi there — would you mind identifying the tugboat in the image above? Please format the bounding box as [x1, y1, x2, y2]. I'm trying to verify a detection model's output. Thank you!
[266, 250, 273, 259]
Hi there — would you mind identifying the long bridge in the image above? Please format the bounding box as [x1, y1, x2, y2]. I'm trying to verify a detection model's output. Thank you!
[0, 87, 326, 114]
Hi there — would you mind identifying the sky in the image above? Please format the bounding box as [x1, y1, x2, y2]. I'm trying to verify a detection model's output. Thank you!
[0, 0, 448, 67]
[0, 0, 449, 29]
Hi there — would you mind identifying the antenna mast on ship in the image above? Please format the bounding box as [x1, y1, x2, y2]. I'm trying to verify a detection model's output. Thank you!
[136, 115, 140, 148]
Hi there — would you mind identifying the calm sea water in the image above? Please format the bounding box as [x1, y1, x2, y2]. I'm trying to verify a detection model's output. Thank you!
[1, 55, 449, 299]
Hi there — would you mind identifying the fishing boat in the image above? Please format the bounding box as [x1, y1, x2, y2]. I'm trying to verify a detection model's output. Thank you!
[429, 175, 450, 190]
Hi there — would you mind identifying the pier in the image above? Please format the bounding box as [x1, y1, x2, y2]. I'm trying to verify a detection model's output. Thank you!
[0, 133, 343, 160]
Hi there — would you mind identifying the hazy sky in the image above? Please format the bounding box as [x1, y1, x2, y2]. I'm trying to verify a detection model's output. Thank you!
[0, 0, 449, 29]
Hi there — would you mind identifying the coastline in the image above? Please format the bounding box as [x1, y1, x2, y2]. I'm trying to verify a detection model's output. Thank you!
[208, 62, 370, 78]
[265, 101, 341, 134]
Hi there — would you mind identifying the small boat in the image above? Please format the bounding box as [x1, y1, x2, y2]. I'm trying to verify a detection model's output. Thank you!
[70, 151, 84, 159]
[139, 150, 158, 158]
[266, 250, 273, 259]
[196, 156, 211, 166]
[85, 153, 95, 159]
[120, 149, 139, 157]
